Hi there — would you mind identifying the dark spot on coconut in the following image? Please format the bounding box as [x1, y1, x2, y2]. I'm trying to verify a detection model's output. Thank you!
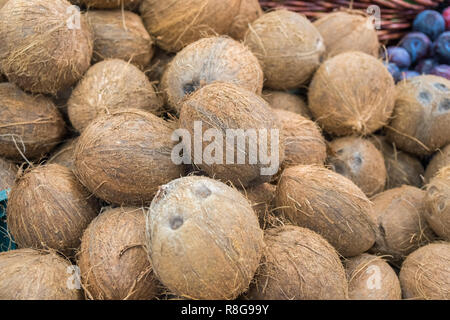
[434, 82, 448, 92]
[350, 153, 363, 171]
[418, 91, 432, 104]
[438, 99, 450, 113]
[428, 186, 439, 197]
[183, 80, 200, 95]
[153, 186, 167, 204]
[379, 224, 386, 237]
[195, 184, 211, 198]
[332, 162, 346, 175]
[336, 149, 344, 155]
[437, 201, 446, 212]
[169, 215, 184, 230]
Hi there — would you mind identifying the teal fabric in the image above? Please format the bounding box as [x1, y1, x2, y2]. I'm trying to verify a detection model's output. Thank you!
[0, 189, 16, 252]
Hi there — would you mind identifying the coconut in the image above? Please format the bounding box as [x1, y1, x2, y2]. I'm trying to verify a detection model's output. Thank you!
[327, 136, 387, 197]
[179, 82, 283, 187]
[425, 144, 450, 183]
[68, 59, 162, 132]
[0, 0, 93, 95]
[0, 157, 16, 190]
[386, 75, 450, 156]
[345, 253, 402, 300]
[424, 166, 450, 241]
[313, 10, 380, 59]
[74, 109, 184, 206]
[228, 0, 262, 41]
[244, 10, 325, 90]
[146, 49, 174, 83]
[140, 0, 240, 52]
[47, 138, 78, 171]
[399, 242, 450, 300]
[276, 165, 376, 257]
[0, 83, 66, 161]
[247, 225, 348, 300]
[309, 51, 395, 136]
[72, 0, 141, 9]
[161, 36, 263, 112]
[369, 185, 435, 263]
[262, 90, 311, 118]
[146, 176, 264, 300]
[78, 207, 159, 300]
[243, 183, 277, 229]
[0, 248, 82, 300]
[0, 0, 7, 9]
[86, 10, 153, 68]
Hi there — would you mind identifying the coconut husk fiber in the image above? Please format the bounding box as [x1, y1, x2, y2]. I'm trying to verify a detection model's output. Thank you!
[47, 138, 78, 171]
[308, 51, 395, 136]
[244, 10, 325, 90]
[0, 157, 17, 190]
[72, 0, 142, 9]
[0, 248, 83, 300]
[262, 90, 311, 119]
[0, 0, 93, 95]
[146, 48, 174, 83]
[386, 75, 450, 156]
[146, 176, 264, 300]
[228, 0, 262, 41]
[68, 59, 162, 132]
[0, 0, 7, 9]
[78, 207, 159, 300]
[242, 182, 277, 229]
[247, 225, 348, 300]
[140, 0, 240, 52]
[425, 144, 450, 183]
[0, 83, 66, 161]
[162, 36, 263, 112]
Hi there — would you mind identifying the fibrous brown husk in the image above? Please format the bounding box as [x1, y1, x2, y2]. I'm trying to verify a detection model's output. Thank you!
[309, 51, 395, 136]
[86, 10, 153, 68]
[369, 185, 435, 263]
[276, 165, 376, 257]
[146, 48, 174, 83]
[72, 0, 141, 9]
[327, 136, 387, 197]
[146, 176, 264, 300]
[228, 0, 262, 41]
[0, 248, 82, 300]
[313, 10, 380, 59]
[424, 166, 450, 241]
[78, 207, 159, 300]
[179, 82, 283, 187]
[262, 90, 311, 119]
[74, 109, 184, 206]
[425, 144, 450, 183]
[386, 75, 450, 156]
[68, 59, 162, 132]
[0, 0, 93, 95]
[242, 182, 277, 229]
[0, 157, 16, 190]
[244, 10, 325, 90]
[162, 36, 263, 112]
[140, 0, 240, 52]
[6, 164, 99, 256]
[399, 242, 450, 300]
[47, 138, 78, 171]
[247, 225, 348, 300]
[345, 253, 401, 300]
[0, 83, 66, 161]
[0, 0, 7, 9]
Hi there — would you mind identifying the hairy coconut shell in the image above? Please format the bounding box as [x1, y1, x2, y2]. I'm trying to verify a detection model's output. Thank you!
[146, 176, 264, 300]
[146, 49, 174, 83]
[243, 182, 276, 229]
[309, 51, 395, 136]
[0, 248, 82, 300]
[369, 186, 435, 262]
[244, 10, 324, 90]
[48, 138, 78, 171]
[72, 0, 141, 9]
[179, 82, 283, 187]
[0, 157, 16, 190]
[386, 75, 450, 156]
[86, 10, 153, 68]
[313, 10, 380, 59]
[68, 59, 161, 132]
[74, 109, 184, 206]
[425, 144, 450, 183]
[0, 0, 93, 95]
[0, 83, 66, 161]
[140, 0, 240, 52]
[399, 242, 450, 300]
[7, 164, 99, 256]
[328, 136, 387, 197]
[228, 0, 262, 41]
[162, 36, 263, 112]
[78, 207, 159, 300]
[262, 90, 311, 119]
[345, 253, 401, 300]
[248, 225, 348, 300]
[0, 0, 7, 9]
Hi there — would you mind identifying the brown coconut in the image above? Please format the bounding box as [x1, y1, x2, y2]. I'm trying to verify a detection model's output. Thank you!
[140, 0, 240, 52]
[0, 83, 66, 161]
[146, 49, 174, 83]
[313, 10, 380, 59]
[0, 157, 16, 190]
[276, 165, 376, 257]
[68, 59, 162, 132]
[424, 166, 450, 241]
[78, 207, 159, 300]
[0, 0, 93, 95]
[161, 36, 263, 112]
[425, 144, 450, 183]
[327, 136, 387, 197]
[399, 242, 450, 300]
[345, 253, 402, 300]
[0, 248, 82, 300]
[0, 0, 7, 9]
[228, 0, 262, 41]
[7, 164, 99, 256]
[74, 109, 184, 206]
[262, 90, 311, 119]
[179, 82, 283, 187]
[248, 225, 348, 300]
[146, 176, 264, 300]
[86, 10, 153, 68]
[72, 0, 141, 9]
[47, 138, 78, 171]
[243, 183, 277, 229]
[369, 185, 435, 262]
[386, 75, 450, 156]
[309, 51, 395, 136]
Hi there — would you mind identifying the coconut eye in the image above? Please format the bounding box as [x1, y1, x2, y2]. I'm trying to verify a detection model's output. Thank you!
[183, 80, 200, 95]
[332, 162, 346, 175]
[195, 184, 211, 198]
[428, 186, 439, 197]
[351, 153, 363, 169]
[437, 201, 446, 212]
[418, 90, 432, 105]
[169, 215, 184, 230]
[434, 83, 448, 91]
[336, 149, 344, 155]
[438, 98, 450, 113]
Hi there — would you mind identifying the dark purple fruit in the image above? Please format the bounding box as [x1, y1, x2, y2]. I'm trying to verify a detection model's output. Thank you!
[400, 32, 431, 64]
[415, 58, 438, 74]
[434, 31, 450, 64]
[384, 47, 411, 69]
[430, 64, 450, 79]
[399, 70, 420, 81]
[385, 62, 401, 82]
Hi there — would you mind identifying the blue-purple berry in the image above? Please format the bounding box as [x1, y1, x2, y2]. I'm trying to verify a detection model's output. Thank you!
[413, 10, 446, 41]
[434, 31, 450, 64]
[384, 47, 411, 69]
[400, 32, 431, 64]
[415, 58, 438, 74]
[430, 64, 450, 80]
